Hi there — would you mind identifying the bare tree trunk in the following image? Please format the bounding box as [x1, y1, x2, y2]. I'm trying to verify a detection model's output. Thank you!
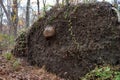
[0, 0, 13, 34]
[26, 0, 30, 27]
[7, 0, 11, 24]
[0, 6, 3, 32]
[12, 0, 18, 37]
[43, 0, 46, 14]
[114, 0, 118, 8]
[62, 0, 64, 5]
[0, 0, 11, 23]
[7, 0, 12, 34]
[56, 0, 59, 7]
[37, 0, 40, 15]
[65, 0, 69, 6]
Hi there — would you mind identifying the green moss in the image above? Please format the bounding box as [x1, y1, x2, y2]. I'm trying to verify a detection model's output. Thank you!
[81, 66, 120, 80]
[3, 52, 13, 60]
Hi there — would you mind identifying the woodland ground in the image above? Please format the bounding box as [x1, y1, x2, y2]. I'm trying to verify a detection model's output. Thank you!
[0, 52, 64, 80]
[0, 52, 120, 80]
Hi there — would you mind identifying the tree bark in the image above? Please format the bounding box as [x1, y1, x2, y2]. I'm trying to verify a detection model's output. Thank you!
[62, 0, 64, 5]
[7, 0, 11, 26]
[37, 0, 40, 15]
[0, 0, 11, 23]
[114, 0, 118, 8]
[0, 6, 3, 32]
[65, 0, 69, 6]
[0, 0, 13, 34]
[43, 0, 46, 14]
[12, 0, 18, 37]
[26, 0, 30, 27]
[7, 0, 12, 34]
[56, 0, 59, 7]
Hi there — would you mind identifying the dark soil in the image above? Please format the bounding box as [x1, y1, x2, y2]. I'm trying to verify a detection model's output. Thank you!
[12, 2, 120, 80]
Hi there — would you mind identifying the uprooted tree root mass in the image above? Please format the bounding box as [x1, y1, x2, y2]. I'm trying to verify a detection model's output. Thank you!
[12, 2, 120, 80]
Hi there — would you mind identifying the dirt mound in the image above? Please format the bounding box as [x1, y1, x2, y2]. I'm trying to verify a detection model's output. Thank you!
[12, 2, 120, 80]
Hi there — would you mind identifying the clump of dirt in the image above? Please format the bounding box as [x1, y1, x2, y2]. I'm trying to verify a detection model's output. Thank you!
[12, 2, 120, 80]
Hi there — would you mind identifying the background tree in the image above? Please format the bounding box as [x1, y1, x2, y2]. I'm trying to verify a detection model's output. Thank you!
[62, 0, 65, 5]
[114, 0, 118, 7]
[0, 0, 13, 34]
[11, 0, 18, 36]
[65, 0, 69, 6]
[56, 0, 59, 7]
[26, 0, 30, 27]
[37, 0, 40, 15]
[7, 0, 12, 34]
[0, 0, 12, 26]
[0, 6, 3, 32]
[43, 0, 46, 14]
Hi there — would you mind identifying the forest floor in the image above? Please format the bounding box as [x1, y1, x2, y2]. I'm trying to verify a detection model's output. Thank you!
[0, 51, 64, 80]
[0, 51, 120, 80]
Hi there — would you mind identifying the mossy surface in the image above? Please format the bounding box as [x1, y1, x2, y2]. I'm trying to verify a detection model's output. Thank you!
[12, 2, 120, 80]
